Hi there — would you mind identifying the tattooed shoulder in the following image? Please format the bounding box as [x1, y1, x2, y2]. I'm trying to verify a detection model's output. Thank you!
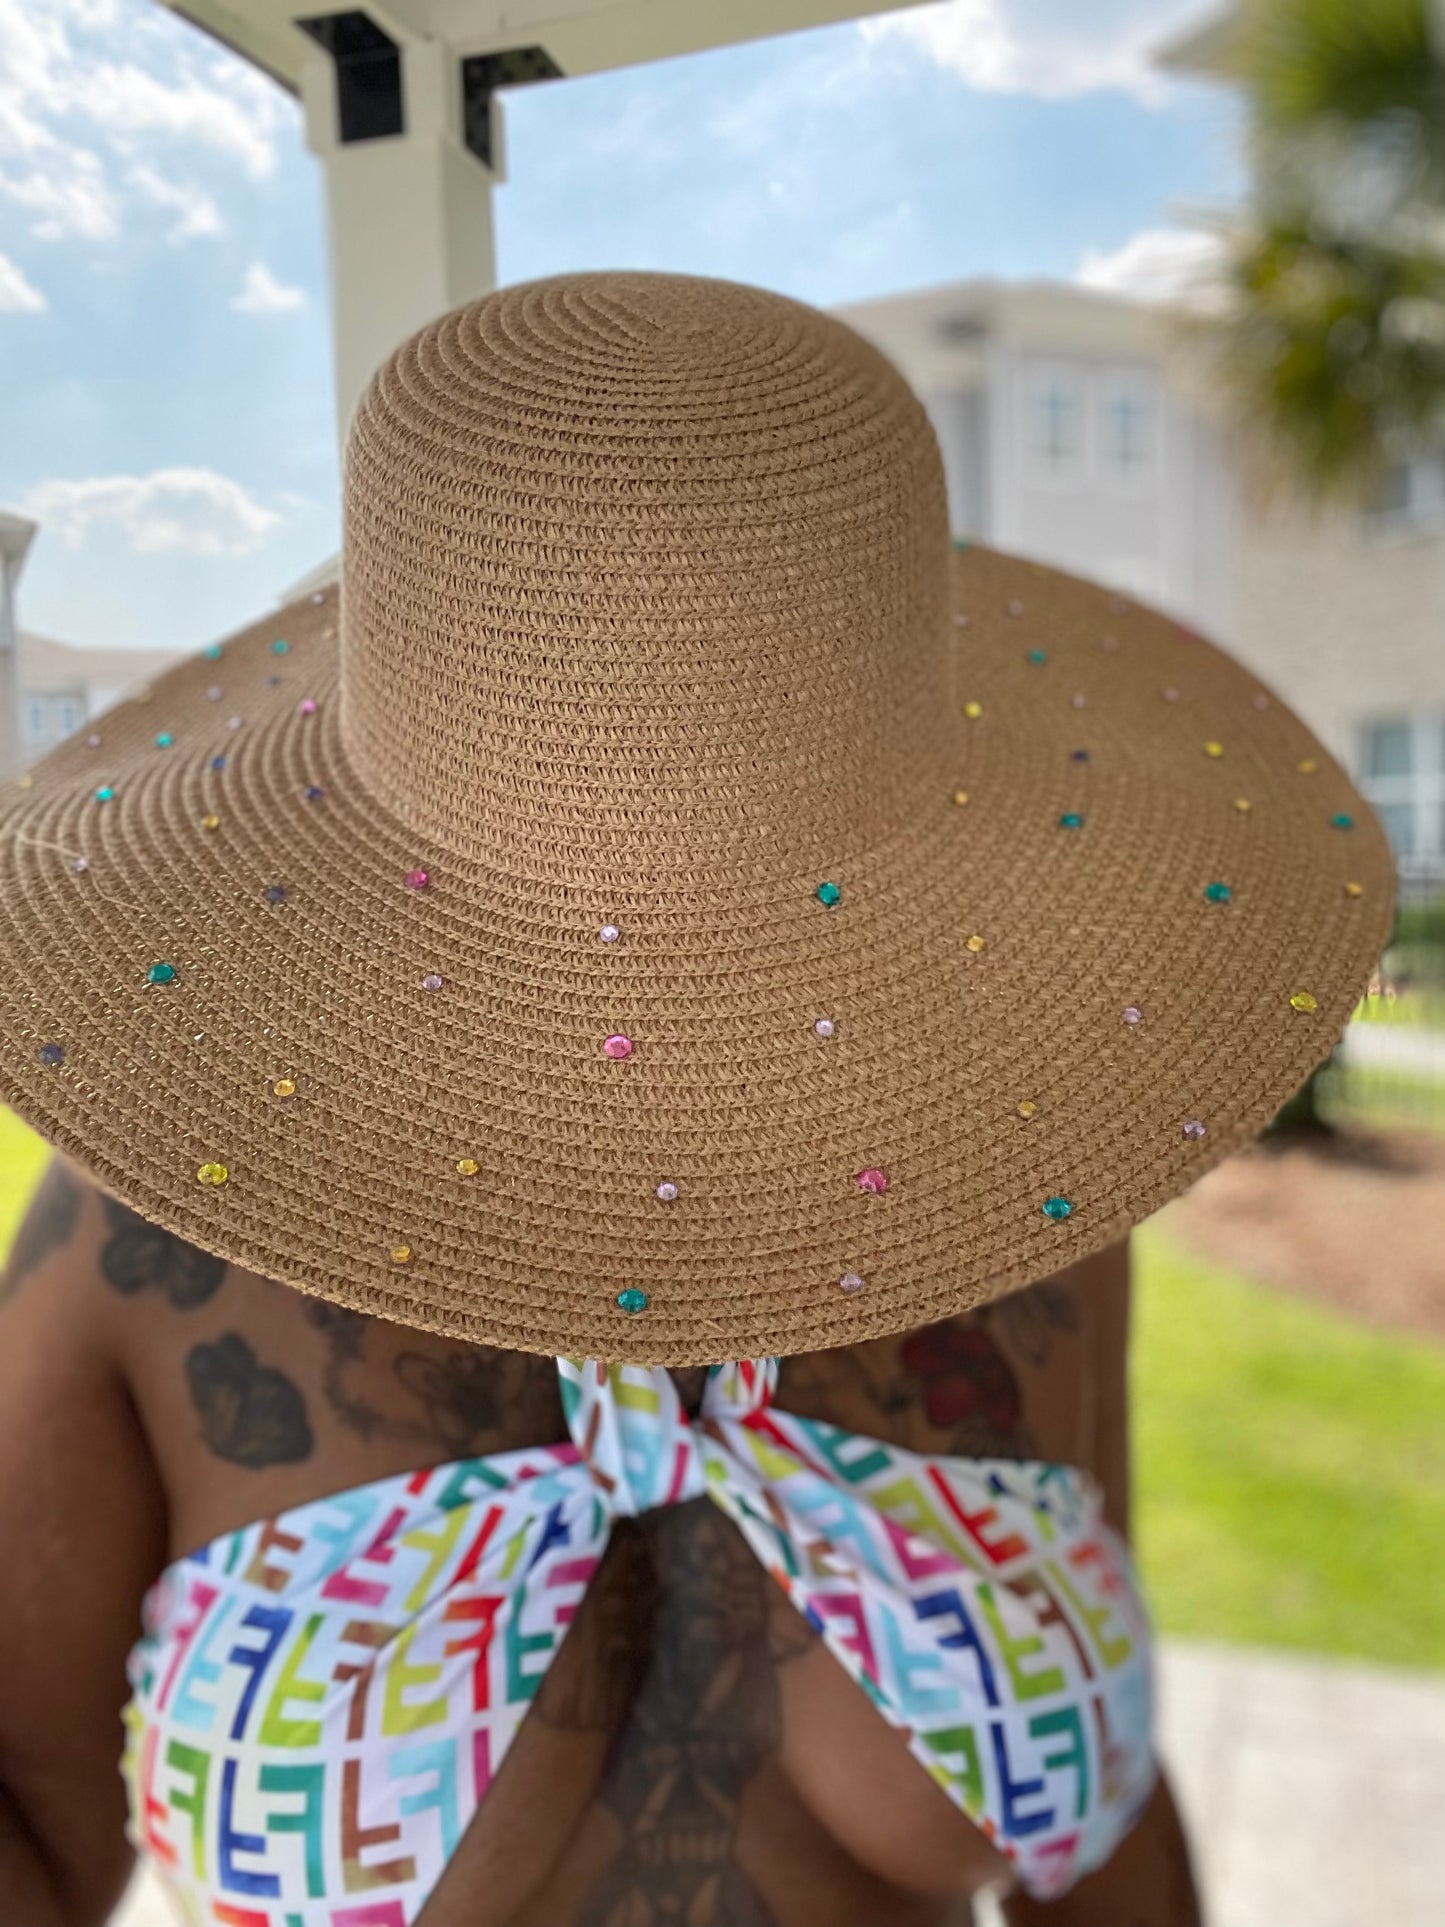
[0, 1160, 82, 1304]
[101, 1197, 227, 1310]
[185, 1332, 313, 1468]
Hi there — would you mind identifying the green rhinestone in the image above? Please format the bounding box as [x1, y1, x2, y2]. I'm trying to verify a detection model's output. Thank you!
[1042, 1195, 1073, 1221]
[616, 1288, 649, 1315]
[1330, 813, 1354, 830]
[816, 881, 842, 908]
[1059, 811, 1084, 830]
[1203, 881, 1233, 904]
[146, 961, 177, 985]
[1027, 648, 1048, 666]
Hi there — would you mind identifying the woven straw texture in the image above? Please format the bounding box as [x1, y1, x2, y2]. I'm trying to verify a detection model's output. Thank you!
[0, 272, 1394, 1364]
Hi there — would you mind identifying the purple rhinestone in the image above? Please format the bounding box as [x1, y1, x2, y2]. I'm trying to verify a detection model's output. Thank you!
[210, 755, 226, 772]
[38, 1042, 65, 1068]
[421, 972, 444, 992]
[206, 685, 223, 702]
[303, 785, 324, 802]
[1183, 1119, 1207, 1140]
[263, 884, 287, 905]
[1122, 1006, 1143, 1026]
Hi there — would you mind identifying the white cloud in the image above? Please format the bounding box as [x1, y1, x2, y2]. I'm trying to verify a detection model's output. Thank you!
[0, 0, 292, 249]
[22, 468, 284, 556]
[1076, 224, 1225, 304]
[861, 0, 1216, 104]
[0, 251, 45, 311]
[231, 261, 306, 315]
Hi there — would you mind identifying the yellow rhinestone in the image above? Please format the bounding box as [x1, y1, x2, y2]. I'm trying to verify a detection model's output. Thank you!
[200, 813, 221, 831]
[1297, 758, 1317, 775]
[18, 773, 33, 790]
[456, 1158, 480, 1178]
[1233, 797, 1252, 813]
[1017, 1100, 1038, 1119]
[272, 1078, 296, 1097]
[1289, 991, 1319, 1014]
[965, 934, 986, 953]
[390, 1244, 413, 1265]
[1344, 881, 1364, 898]
[952, 788, 970, 806]
[196, 1161, 228, 1186]
[1204, 741, 1224, 758]
[963, 701, 983, 720]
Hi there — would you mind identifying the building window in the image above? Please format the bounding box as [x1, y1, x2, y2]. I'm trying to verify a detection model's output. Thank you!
[1366, 453, 1445, 536]
[1028, 371, 1083, 479]
[1358, 715, 1445, 878]
[1099, 375, 1156, 485]
[21, 689, 87, 754]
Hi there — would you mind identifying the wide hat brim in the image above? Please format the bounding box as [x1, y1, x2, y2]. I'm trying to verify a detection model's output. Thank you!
[0, 545, 1392, 1362]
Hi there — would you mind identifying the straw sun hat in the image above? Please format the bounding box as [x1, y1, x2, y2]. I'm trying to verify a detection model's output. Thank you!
[0, 272, 1392, 1363]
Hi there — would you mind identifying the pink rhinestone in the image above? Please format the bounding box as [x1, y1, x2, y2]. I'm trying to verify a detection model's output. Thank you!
[227, 715, 244, 730]
[1007, 599, 1025, 617]
[85, 733, 101, 748]
[1122, 1005, 1143, 1025]
[72, 857, 89, 874]
[206, 684, 223, 702]
[603, 1033, 633, 1060]
[311, 590, 325, 604]
[421, 973, 444, 991]
[1253, 693, 1270, 710]
[838, 1271, 866, 1294]
[1101, 634, 1119, 652]
[1071, 693, 1086, 709]
[856, 1168, 889, 1194]
[404, 868, 430, 891]
[1183, 1119, 1207, 1140]
[953, 613, 970, 629]
[299, 698, 318, 716]
[1162, 688, 1179, 703]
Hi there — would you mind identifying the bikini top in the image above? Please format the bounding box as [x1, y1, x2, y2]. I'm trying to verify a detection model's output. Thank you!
[124, 1356, 1156, 1922]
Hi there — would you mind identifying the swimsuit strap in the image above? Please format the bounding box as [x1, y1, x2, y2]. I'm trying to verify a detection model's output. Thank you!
[556, 1356, 779, 1517]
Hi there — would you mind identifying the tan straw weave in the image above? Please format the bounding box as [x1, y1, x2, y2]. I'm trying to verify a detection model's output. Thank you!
[0, 271, 1394, 1363]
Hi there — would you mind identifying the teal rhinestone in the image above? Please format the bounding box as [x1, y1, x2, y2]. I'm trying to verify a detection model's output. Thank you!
[272, 639, 290, 655]
[1027, 648, 1048, 666]
[146, 962, 177, 985]
[816, 881, 842, 908]
[95, 784, 115, 802]
[1330, 813, 1354, 830]
[952, 537, 971, 552]
[1042, 1195, 1073, 1221]
[1203, 881, 1233, 903]
[616, 1288, 648, 1315]
[1059, 811, 1084, 830]
[204, 643, 223, 661]
[154, 731, 173, 748]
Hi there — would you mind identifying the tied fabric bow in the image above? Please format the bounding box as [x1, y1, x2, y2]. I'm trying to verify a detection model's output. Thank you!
[126, 1357, 1155, 1923]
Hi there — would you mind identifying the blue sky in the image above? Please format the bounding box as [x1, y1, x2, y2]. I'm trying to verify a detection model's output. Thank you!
[0, 0, 1242, 650]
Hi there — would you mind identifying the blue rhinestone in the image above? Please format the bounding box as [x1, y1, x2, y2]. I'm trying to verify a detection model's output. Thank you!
[155, 732, 173, 748]
[616, 1288, 649, 1315]
[1027, 648, 1047, 665]
[210, 755, 226, 772]
[1042, 1195, 1073, 1221]
[1203, 881, 1233, 904]
[272, 639, 289, 655]
[38, 1043, 65, 1068]
[204, 644, 222, 661]
[816, 881, 842, 908]
[95, 785, 115, 802]
[1071, 749, 1089, 762]
[303, 785, 324, 802]
[1330, 813, 1354, 830]
[1059, 812, 1084, 830]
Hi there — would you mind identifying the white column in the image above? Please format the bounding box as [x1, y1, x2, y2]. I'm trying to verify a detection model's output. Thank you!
[0, 514, 36, 784]
[301, 37, 500, 447]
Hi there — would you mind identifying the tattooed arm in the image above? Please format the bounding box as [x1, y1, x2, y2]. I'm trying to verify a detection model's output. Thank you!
[1000, 1243, 1203, 1927]
[0, 1161, 167, 1926]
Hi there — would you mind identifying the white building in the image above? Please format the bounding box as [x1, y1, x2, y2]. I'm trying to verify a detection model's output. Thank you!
[838, 311, 1445, 899]
[16, 631, 183, 764]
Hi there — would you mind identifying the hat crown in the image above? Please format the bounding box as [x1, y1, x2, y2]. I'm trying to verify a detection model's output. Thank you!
[339, 271, 953, 879]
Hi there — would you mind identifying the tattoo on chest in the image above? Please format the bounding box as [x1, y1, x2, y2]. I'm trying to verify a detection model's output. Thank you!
[566, 1500, 810, 1927]
[1, 1162, 81, 1302]
[301, 1297, 564, 1453]
[101, 1196, 227, 1309]
[185, 1332, 314, 1468]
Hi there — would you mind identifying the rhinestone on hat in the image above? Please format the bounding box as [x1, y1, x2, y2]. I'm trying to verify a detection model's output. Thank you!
[196, 1162, 228, 1186]
[655, 1181, 680, 1203]
[600, 923, 621, 944]
[856, 1168, 889, 1194]
[814, 1017, 836, 1039]
[603, 1033, 634, 1060]
[617, 1288, 648, 1314]
[838, 1271, 866, 1294]
[1042, 1195, 1073, 1220]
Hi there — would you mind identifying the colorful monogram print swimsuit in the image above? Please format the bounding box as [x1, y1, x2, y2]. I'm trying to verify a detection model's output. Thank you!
[124, 1356, 1157, 1922]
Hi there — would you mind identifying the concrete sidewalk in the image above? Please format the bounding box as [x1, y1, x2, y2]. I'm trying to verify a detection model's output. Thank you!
[113, 1639, 1445, 1927]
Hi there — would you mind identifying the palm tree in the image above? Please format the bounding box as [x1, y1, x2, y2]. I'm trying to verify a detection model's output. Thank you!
[1210, 0, 1445, 503]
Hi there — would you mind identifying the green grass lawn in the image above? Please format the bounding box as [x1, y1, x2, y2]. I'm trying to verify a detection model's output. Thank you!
[1131, 1220, 1445, 1671]
[3, 1111, 1442, 1670]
